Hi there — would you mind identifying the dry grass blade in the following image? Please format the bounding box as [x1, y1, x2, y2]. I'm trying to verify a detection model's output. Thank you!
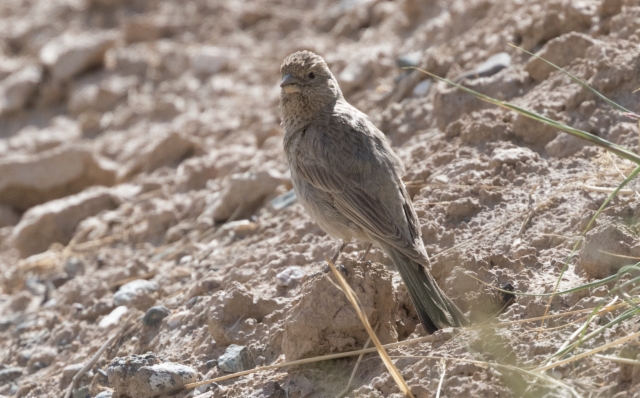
[435, 359, 447, 398]
[63, 317, 132, 398]
[184, 335, 437, 390]
[392, 355, 582, 398]
[594, 354, 640, 366]
[581, 184, 635, 195]
[324, 254, 414, 398]
[535, 329, 640, 372]
[337, 336, 372, 398]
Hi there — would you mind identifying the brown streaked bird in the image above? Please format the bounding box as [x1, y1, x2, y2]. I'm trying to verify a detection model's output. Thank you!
[279, 50, 469, 333]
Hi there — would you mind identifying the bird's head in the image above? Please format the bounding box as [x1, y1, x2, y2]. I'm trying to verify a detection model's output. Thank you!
[279, 51, 342, 125]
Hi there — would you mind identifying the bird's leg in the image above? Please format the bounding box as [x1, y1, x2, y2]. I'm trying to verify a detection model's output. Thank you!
[331, 241, 347, 264]
[359, 243, 372, 262]
[317, 241, 348, 277]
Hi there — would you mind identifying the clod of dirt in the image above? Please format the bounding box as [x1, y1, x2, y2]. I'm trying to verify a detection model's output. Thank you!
[578, 222, 640, 279]
[525, 32, 597, 82]
[207, 281, 281, 346]
[107, 352, 197, 398]
[282, 258, 397, 361]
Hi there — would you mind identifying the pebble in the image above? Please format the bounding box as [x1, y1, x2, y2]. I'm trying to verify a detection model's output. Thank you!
[396, 51, 422, 69]
[95, 391, 113, 398]
[142, 306, 170, 327]
[269, 189, 297, 210]
[59, 363, 83, 389]
[63, 257, 85, 277]
[275, 266, 306, 287]
[107, 353, 197, 398]
[113, 279, 158, 310]
[455, 52, 511, 81]
[412, 79, 431, 97]
[99, 306, 128, 329]
[166, 310, 189, 329]
[217, 345, 254, 373]
[72, 386, 90, 398]
[205, 359, 218, 369]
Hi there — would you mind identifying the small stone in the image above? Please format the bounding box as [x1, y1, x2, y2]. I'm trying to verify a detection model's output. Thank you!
[275, 266, 306, 287]
[269, 189, 297, 211]
[64, 257, 85, 278]
[411, 79, 431, 97]
[166, 310, 188, 329]
[489, 147, 537, 168]
[455, 52, 511, 81]
[0, 65, 43, 114]
[545, 133, 589, 158]
[205, 359, 217, 369]
[12, 187, 120, 257]
[209, 170, 285, 222]
[191, 46, 234, 76]
[59, 363, 84, 389]
[72, 386, 90, 398]
[113, 280, 159, 310]
[217, 345, 254, 373]
[107, 353, 197, 398]
[95, 391, 113, 398]
[39, 31, 117, 81]
[0, 368, 22, 385]
[142, 306, 170, 327]
[0, 144, 117, 213]
[99, 306, 128, 329]
[396, 51, 421, 69]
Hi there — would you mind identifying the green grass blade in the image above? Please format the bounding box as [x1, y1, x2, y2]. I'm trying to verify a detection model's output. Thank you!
[508, 43, 637, 116]
[410, 67, 640, 164]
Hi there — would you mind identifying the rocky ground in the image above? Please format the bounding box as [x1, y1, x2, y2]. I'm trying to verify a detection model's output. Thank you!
[1, 0, 640, 397]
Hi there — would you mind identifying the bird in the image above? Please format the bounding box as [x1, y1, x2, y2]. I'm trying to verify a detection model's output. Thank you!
[279, 50, 469, 333]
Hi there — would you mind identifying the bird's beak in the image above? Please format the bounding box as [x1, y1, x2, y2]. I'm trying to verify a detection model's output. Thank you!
[280, 74, 301, 94]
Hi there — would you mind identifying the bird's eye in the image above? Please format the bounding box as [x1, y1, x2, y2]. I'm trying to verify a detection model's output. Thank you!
[308, 72, 315, 79]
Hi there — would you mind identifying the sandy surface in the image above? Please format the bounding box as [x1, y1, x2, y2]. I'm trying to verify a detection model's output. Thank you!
[1, 0, 640, 397]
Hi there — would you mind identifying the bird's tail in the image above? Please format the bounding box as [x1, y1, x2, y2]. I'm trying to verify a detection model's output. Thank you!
[384, 245, 468, 333]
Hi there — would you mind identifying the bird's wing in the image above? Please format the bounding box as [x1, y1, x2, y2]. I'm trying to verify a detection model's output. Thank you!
[294, 114, 425, 262]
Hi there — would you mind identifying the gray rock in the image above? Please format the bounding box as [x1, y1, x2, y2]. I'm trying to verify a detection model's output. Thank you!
[0, 144, 117, 212]
[72, 386, 90, 398]
[210, 170, 285, 222]
[217, 345, 254, 373]
[113, 280, 159, 310]
[95, 391, 113, 398]
[275, 266, 306, 287]
[191, 46, 235, 76]
[412, 79, 431, 97]
[11, 187, 120, 257]
[98, 306, 128, 329]
[455, 52, 511, 81]
[396, 51, 422, 69]
[142, 306, 170, 327]
[59, 363, 84, 389]
[39, 31, 117, 81]
[0, 368, 22, 385]
[107, 352, 197, 398]
[269, 189, 297, 211]
[0, 65, 43, 114]
[64, 257, 85, 278]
